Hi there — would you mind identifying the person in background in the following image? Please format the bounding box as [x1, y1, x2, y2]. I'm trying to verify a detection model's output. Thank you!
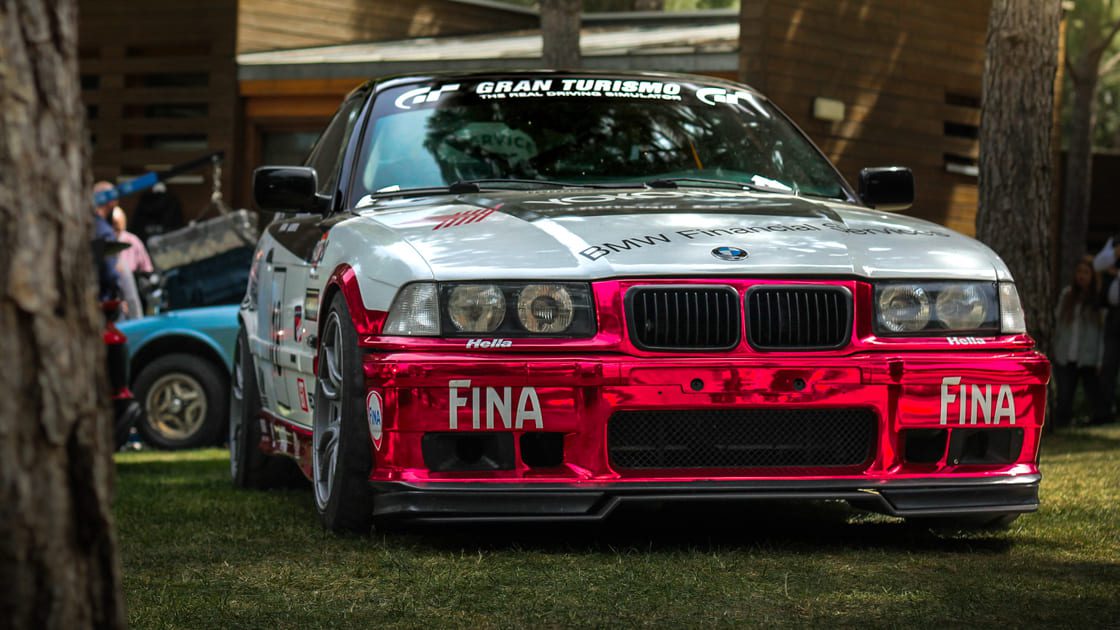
[112, 207, 154, 276]
[91, 181, 121, 303]
[1093, 235, 1120, 424]
[111, 207, 151, 319]
[1093, 235, 1120, 421]
[1052, 256, 1105, 429]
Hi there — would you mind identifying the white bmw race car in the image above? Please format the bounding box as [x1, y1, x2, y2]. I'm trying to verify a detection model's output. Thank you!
[231, 71, 1049, 532]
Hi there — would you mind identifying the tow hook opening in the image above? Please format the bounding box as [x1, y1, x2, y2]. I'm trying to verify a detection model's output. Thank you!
[521, 432, 565, 468]
[422, 432, 515, 472]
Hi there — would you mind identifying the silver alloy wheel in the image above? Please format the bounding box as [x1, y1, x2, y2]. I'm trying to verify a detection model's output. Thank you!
[229, 339, 245, 479]
[145, 372, 208, 441]
[313, 312, 345, 510]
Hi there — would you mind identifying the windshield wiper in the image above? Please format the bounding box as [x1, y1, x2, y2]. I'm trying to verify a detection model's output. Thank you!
[451, 178, 627, 191]
[645, 176, 798, 195]
[356, 179, 631, 207]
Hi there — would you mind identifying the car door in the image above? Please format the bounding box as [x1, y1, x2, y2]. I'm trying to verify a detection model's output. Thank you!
[266, 93, 367, 427]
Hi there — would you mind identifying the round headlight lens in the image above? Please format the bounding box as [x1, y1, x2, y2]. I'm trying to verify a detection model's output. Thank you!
[877, 285, 931, 333]
[517, 284, 574, 333]
[935, 284, 987, 330]
[447, 284, 505, 332]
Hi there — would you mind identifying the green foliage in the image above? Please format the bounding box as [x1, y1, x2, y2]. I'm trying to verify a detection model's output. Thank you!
[1062, 0, 1120, 148]
[115, 427, 1120, 628]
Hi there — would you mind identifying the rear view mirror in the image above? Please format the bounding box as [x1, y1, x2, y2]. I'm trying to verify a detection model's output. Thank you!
[253, 166, 327, 214]
[858, 167, 914, 211]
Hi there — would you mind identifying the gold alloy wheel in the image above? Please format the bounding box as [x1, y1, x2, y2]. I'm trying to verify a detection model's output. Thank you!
[144, 372, 208, 440]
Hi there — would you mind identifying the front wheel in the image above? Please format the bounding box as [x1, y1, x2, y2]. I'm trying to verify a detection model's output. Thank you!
[313, 294, 374, 533]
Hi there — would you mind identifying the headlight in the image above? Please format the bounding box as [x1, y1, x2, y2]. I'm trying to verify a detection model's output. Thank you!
[439, 282, 595, 337]
[517, 284, 575, 333]
[934, 284, 986, 330]
[875, 282, 999, 335]
[447, 284, 505, 332]
[876, 285, 931, 333]
[383, 282, 440, 336]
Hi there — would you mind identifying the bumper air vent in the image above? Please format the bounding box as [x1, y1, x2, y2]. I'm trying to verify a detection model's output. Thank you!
[608, 408, 877, 471]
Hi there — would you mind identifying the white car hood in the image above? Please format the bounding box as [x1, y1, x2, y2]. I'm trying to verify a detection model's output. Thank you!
[356, 189, 1006, 281]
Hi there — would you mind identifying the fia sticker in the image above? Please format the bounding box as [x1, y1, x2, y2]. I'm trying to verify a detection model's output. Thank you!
[367, 391, 384, 451]
[297, 377, 309, 413]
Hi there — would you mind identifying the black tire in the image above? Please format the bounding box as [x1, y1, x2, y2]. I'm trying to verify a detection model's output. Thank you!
[230, 325, 300, 489]
[114, 400, 142, 450]
[907, 513, 1020, 532]
[134, 353, 227, 450]
[312, 293, 375, 533]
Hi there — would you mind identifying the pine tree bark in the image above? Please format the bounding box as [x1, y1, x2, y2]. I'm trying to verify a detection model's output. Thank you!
[977, 0, 1061, 354]
[541, 0, 581, 69]
[1060, 66, 1098, 286]
[0, 1, 126, 628]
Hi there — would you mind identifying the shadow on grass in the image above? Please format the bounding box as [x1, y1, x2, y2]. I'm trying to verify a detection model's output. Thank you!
[390, 501, 1019, 556]
[115, 449, 1021, 557]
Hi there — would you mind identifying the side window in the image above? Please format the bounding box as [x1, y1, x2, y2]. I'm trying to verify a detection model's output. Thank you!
[305, 96, 363, 197]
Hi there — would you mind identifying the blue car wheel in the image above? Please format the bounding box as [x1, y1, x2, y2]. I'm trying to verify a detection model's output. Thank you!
[134, 353, 227, 449]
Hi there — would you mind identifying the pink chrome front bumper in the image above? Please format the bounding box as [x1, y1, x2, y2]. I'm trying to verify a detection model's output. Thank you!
[354, 349, 1049, 522]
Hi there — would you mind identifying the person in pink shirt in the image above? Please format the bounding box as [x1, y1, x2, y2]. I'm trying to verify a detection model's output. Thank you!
[112, 207, 154, 274]
[112, 207, 154, 318]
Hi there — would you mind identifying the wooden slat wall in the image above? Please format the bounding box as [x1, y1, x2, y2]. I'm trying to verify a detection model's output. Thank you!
[239, 78, 364, 207]
[740, 0, 989, 235]
[237, 0, 538, 54]
[79, 0, 238, 222]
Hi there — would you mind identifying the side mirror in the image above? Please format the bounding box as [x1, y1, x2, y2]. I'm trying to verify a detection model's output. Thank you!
[858, 167, 914, 211]
[253, 166, 328, 214]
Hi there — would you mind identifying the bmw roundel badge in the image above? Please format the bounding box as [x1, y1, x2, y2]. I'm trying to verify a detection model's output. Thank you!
[712, 246, 749, 261]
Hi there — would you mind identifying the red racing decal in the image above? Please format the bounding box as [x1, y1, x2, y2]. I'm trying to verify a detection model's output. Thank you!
[432, 208, 495, 230]
[325, 264, 388, 336]
[402, 207, 497, 230]
[297, 377, 309, 413]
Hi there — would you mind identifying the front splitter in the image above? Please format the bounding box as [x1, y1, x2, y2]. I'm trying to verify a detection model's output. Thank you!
[370, 474, 1041, 523]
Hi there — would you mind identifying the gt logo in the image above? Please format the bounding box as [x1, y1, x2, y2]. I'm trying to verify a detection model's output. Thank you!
[448, 380, 542, 429]
[394, 84, 460, 110]
[939, 377, 1017, 425]
[696, 87, 756, 107]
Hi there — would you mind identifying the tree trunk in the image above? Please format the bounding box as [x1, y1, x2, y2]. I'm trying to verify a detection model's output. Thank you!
[1059, 67, 1099, 287]
[541, 0, 581, 69]
[977, 0, 1061, 355]
[0, 1, 126, 628]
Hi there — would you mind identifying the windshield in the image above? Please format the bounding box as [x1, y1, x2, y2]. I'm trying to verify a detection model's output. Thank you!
[351, 76, 850, 203]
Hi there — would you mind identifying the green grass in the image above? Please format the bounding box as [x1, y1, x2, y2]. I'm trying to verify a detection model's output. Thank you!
[115, 427, 1120, 629]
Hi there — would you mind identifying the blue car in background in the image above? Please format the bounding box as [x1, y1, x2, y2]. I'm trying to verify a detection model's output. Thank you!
[115, 211, 256, 449]
[117, 304, 239, 449]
